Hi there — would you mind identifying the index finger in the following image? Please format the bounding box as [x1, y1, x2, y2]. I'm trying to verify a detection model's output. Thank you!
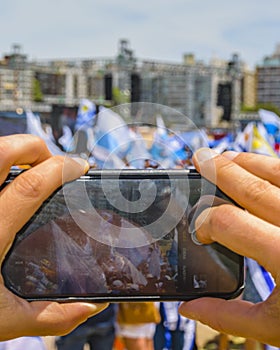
[223, 151, 280, 187]
[0, 134, 52, 184]
[192, 148, 280, 227]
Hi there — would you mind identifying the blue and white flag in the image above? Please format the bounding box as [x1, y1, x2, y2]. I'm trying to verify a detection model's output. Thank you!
[75, 98, 96, 131]
[150, 115, 170, 161]
[159, 302, 196, 350]
[246, 258, 278, 350]
[259, 109, 280, 136]
[125, 127, 151, 168]
[251, 124, 278, 157]
[246, 258, 275, 301]
[94, 106, 131, 159]
[26, 110, 65, 156]
[179, 129, 209, 152]
[91, 144, 126, 169]
[58, 125, 75, 152]
[232, 122, 254, 152]
[210, 134, 234, 153]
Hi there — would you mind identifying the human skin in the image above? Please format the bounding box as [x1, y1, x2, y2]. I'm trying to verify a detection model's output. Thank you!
[0, 134, 107, 340]
[179, 148, 280, 346]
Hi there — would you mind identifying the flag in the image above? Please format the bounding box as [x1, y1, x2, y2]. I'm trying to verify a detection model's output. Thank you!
[91, 144, 126, 169]
[58, 125, 75, 152]
[25, 110, 65, 155]
[250, 124, 278, 157]
[155, 114, 168, 138]
[258, 109, 280, 136]
[246, 258, 278, 350]
[157, 302, 196, 350]
[256, 122, 275, 150]
[150, 114, 170, 161]
[125, 127, 151, 168]
[232, 122, 254, 152]
[179, 129, 209, 152]
[211, 134, 234, 153]
[75, 98, 96, 131]
[93, 106, 132, 160]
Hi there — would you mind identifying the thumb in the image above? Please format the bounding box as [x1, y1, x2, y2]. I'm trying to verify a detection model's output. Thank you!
[179, 297, 279, 346]
[9, 301, 109, 339]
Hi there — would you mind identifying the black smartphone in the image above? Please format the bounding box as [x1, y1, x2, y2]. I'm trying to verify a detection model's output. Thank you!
[2, 169, 244, 302]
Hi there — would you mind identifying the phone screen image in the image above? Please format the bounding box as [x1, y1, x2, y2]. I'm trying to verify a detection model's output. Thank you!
[2, 170, 244, 302]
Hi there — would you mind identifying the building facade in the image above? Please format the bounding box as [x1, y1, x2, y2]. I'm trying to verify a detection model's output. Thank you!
[257, 44, 280, 110]
[0, 41, 256, 128]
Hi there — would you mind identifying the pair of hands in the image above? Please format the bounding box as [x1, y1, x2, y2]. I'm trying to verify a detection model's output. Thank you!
[1, 135, 280, 346]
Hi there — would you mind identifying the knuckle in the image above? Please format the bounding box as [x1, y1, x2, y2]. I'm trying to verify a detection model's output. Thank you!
[0, 139, 13, 165]
[51, 155, 66, 166]
[14, 171, 46, 199]
[208, 204, 235, 232]
[49, 155, 67, 176]
[270, 161, 280, 176]
[207, 158, 236, 184]
[31, 135, 48, 149]
[24, 135, 50, 157]
[242, 178, 272, 204]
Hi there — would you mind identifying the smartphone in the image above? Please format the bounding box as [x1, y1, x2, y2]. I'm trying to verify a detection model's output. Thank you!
[2, 168, 244, 302]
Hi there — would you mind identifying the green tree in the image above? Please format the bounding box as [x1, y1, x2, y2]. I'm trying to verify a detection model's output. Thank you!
[32, 78, 44, 102]
[241, 103, 280, 116]
[112, 87, 130, 105]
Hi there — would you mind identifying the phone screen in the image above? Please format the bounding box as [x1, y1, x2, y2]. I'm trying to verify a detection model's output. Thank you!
[2, 170, 244, 301]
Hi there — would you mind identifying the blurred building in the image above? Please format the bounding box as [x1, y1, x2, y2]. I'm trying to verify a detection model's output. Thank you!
[242, 67, 257, 108]
[0, 44, 33, 112]
[257, 44, 280, 110]
[0, 40, 257, 128]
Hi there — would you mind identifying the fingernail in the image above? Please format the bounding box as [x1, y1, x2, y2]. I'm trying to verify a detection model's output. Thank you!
[71, 157, 90, 173]
[191, 231, 204, 246]
[194, 148, 219, 163]
[222, 151, 239, 160]
[81, 303, 109, 316]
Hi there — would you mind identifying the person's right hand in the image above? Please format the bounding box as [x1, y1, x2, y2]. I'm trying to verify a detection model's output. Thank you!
[179, 148, 280, 347]
[0, 134, 107, 341]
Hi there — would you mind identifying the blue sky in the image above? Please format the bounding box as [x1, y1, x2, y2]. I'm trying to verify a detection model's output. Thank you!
[1, 0, 280, 68]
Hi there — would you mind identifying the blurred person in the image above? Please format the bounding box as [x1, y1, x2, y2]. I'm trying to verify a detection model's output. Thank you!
[154, 302, 197, 350]
[179, 148, 280, 347]
[0, 134, 107, 341]
[56, 304, 117, 350]
[0, 337, 46, 350]
[117, 302, 161, 350]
